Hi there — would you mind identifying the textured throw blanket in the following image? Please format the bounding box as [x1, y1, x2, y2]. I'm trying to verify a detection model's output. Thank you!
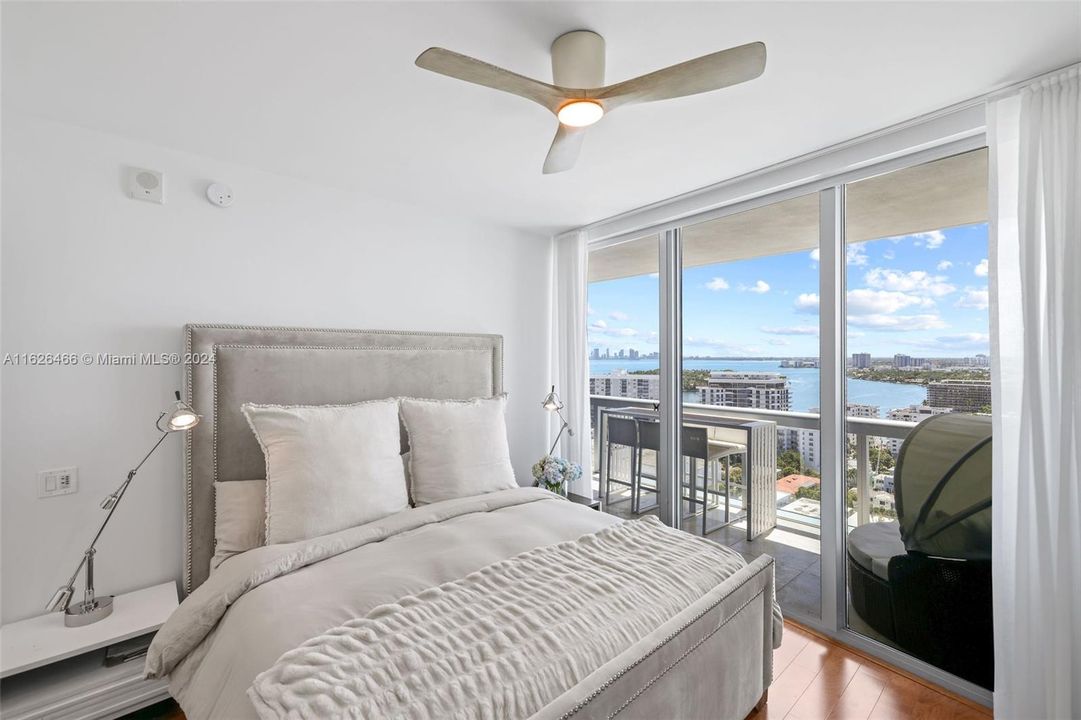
[248, 515, 779, 720]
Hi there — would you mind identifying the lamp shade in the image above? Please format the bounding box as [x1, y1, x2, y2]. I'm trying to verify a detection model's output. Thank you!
[159, 392, 201, 432]
[541, 386, 563, 411]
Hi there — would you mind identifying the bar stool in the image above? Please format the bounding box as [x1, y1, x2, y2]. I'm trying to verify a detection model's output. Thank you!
[635, 421, 711, 532]
[704, 439, 745, 532]
[603, 416, 640, 509]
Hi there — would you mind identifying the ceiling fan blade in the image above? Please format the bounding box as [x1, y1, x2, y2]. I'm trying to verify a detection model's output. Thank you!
[542, 124, 587, 174]
[416, 47, 566, 114]
[593, 41, 766, 111]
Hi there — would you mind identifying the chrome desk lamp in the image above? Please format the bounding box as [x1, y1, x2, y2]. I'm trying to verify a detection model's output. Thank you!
[541, 385, 574, 456]
[45, 391, 200, 627]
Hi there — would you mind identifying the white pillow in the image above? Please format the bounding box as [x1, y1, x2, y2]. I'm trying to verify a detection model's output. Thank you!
[399, 396, 517, 505]
[212, 480, 266, 571]
[242, 399, 408, 544]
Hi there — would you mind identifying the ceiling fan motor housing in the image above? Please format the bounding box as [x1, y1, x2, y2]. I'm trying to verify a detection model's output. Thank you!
[551, 30, 605, 88]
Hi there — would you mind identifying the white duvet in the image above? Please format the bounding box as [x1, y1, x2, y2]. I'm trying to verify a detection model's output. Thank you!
[146, 488, 781, 720]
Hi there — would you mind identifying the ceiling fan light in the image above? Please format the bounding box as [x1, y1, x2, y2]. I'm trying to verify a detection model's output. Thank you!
[557, 101, 604, 128]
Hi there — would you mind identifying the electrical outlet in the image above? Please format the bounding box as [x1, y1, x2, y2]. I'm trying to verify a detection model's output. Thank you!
[38, 467, 78, 498]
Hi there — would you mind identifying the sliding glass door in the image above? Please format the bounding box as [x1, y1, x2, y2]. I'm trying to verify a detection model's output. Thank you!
[679, 193, 822, 621]
[586, 234, 665, 522]
[842, 148, 992, 689]
[582, 139, 992, 700]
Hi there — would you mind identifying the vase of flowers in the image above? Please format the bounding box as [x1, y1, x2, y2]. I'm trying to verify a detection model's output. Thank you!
[532, 455, 582, 497]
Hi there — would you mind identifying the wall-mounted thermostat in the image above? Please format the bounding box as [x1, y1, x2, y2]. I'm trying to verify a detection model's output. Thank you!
[206, 182, 234, 208]
[127, 167, 164, 204]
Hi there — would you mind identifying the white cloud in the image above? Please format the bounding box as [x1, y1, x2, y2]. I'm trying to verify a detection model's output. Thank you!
[746, 280, 770, 294]
[974, 258, 989, 277]
[891, 230, 946, 249]
[590, 319, 607, 329]
[706, 277, 729, 291]
[794, 293, 820, 312]
[649, 272, 659, 279]
[761, 325, 819, 336]
[883, 249, 896, 260]
[847, 288, 933, 314]
[587, 304, 595, 315]
[684, 337, 763, 356]
[809, 248, 820, 262]
[768, 338, 792, 346]
[955, 287, 989, 310]
[903, 333, 990, 350]
[847, 314, 948, 331]
[936, 260, 953, 271]
[863, 268, 955, 297]
[921, 231, 946, 249]
[846, 243, 869, 266]
[609, 310, 629, 321]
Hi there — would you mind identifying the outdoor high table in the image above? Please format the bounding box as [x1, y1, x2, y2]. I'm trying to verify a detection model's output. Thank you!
[597, 405, 778, 541]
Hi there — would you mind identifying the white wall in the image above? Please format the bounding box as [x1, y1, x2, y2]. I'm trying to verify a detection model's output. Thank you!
[0, 113, 552, 623]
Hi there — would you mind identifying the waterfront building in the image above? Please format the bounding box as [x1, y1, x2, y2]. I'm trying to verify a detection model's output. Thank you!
[852, 352, 872, 369]
[927, 379, 993, 412]
[697, 372, 791, 411]
[590, 371, 660, 400]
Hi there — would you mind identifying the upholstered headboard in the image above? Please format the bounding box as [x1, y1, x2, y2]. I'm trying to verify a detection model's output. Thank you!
[183, 324, 503, 593]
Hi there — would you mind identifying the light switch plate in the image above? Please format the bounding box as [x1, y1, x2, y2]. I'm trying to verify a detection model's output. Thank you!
[38, 467, 78, 498]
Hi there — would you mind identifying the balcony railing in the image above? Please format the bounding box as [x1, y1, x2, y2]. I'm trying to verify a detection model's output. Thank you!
[589, 394, 919, 532]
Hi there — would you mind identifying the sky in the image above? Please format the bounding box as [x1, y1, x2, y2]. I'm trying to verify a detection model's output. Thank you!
[587, 223, 990, 358]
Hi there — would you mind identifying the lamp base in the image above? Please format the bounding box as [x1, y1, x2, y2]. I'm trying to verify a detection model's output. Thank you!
[64, 596, 113, 627]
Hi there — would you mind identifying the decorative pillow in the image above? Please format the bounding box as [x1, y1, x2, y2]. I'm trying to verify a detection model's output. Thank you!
[399, 396, 517, 505]
[242, 399, 408, 544]
[212, 480, 266, 571]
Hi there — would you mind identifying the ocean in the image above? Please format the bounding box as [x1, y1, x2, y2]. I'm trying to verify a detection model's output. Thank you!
[589, 358, 926, 415]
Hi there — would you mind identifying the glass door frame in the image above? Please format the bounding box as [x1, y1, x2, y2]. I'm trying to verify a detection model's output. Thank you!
[582, 130, 991, 706]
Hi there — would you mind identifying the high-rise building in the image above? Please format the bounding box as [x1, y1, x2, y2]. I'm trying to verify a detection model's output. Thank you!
[927, 380, 992, 412]
[784, 404, 879, 470]
[590, 348, 600, 360]
[589, 372, 660, 400]
[628, 348, 639, 360]
[846, 403, 879, 419]
[893, 354, 925, 368]
[852, 352, 871, 369]
[697, 372, 791, 411]
[886, 404, 953, 454]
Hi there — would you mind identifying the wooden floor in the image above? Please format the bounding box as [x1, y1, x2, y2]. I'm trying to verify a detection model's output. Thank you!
[749, 622, 992, 720]
[132, 621, 991, 720]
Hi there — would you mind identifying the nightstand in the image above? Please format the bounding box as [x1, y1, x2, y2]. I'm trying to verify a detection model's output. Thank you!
[0, 582, 178, 720]
[568, 492, 602, 510]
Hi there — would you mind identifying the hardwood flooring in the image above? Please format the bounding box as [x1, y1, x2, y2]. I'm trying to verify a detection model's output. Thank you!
[129, 621, 991, 720]
[749, 622, 992, 720]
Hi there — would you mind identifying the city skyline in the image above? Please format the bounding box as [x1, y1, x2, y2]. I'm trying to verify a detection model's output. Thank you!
[587, 224, 990, 358]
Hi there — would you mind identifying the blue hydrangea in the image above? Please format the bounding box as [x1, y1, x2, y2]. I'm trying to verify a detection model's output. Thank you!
[531, 455, 583, 494]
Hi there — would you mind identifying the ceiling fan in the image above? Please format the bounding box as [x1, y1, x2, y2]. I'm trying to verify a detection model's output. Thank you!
[415, 31, 766, 174]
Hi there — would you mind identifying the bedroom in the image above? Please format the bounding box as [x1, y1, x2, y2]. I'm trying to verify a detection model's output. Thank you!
[1, 2, 1078, 719]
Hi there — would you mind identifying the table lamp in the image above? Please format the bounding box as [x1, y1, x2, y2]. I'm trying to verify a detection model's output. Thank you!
[45, 391, 201, 627]
[541, 385, 574, 456]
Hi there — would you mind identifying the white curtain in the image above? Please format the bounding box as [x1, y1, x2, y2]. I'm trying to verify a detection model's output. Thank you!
[550, 229, 592, 495]
[989, 65, 1080, 719]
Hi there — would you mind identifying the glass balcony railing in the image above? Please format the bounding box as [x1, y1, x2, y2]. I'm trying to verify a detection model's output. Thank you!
[588, 394, 918, 537]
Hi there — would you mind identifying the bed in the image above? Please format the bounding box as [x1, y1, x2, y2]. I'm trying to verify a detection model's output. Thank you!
[146, 324, 781, 719]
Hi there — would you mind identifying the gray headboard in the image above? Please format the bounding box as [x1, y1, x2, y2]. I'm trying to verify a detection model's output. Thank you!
[183, 324, 504, 593]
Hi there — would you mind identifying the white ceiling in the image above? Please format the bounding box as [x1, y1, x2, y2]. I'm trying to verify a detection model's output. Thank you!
[3, 2, 1078, 235]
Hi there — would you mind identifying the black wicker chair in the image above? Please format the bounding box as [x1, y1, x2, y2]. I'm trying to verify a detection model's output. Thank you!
[847, 413, 993, 689]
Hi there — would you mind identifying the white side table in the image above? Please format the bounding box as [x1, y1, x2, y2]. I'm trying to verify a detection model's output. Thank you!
[0, 582, 179, 720]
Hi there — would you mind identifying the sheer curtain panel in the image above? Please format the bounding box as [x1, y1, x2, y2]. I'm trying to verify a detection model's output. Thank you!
[550, 230, 592, 495]
[988, 65, 1080, 720]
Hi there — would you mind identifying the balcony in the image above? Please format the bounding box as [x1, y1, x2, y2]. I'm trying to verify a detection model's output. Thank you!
[589, 394, 918, 621]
